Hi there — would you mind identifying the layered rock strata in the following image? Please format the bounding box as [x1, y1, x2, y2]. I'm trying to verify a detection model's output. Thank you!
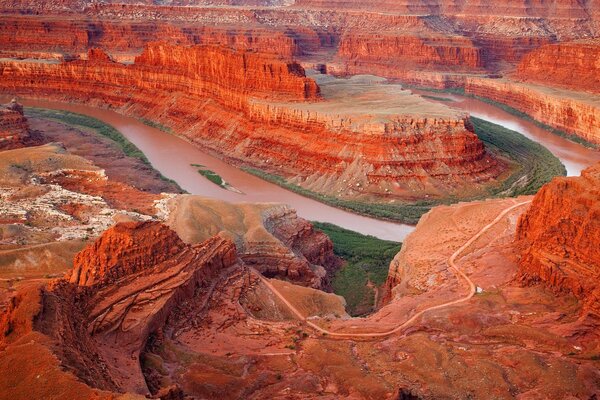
[163, 195, 340, 289]
[516, 40, 600, 94]
[465, 77, 600, 145]
[338, 34, 484, 71]
[0, 99, 36, 150]
[35, 221, 239, 394]
[0, 44, 503, 200]
[517, 163, 600, 318]
[0, 16, 301, 58]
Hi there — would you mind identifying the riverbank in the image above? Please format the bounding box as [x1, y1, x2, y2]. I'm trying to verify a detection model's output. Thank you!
[8, 97, 413, 241]
[25, 107, 185, 192]
[413, 86, 599, 149]
[22, 101, 565, 228]
[244, 117, 565, 224]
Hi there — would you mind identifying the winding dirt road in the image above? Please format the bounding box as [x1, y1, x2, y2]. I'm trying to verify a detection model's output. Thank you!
[253, 200, 532, 339]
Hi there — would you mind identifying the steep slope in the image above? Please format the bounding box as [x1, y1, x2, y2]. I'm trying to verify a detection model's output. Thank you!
[516, 40, 600, 94]
[464, 77, 600, 145]
[0, 99, 39, 150]
[2, 221, 240, 395]
[517, 162, 600, 318]
[0, 44, 505, 203]
[163, 195, 340, 289]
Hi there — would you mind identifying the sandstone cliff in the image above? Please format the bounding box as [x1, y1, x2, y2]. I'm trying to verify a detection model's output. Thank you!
[163, 195, 340, 289]
[338, 34, 484, 72]
[69, 221, 187, 286]
[465, 77, 600, 145]
[293, 0, 599, 18]
[36, 221, 239, 394]
[0, 99, 37, 150]
[516, 40, 600, 94]
[517, 163, 600, 318]
[0, 16, 300, 59]
[0, 44, 505, 202]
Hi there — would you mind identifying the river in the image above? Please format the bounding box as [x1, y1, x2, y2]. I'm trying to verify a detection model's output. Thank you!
[14, 98, 414, 241]
[414, 91, 600, 177]
[9, 94, 599, 241]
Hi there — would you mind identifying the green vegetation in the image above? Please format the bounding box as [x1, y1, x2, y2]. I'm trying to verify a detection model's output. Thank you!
[25, 107, 184, 190]
[421, 94, 454, 102]
[467, 94, 598, 149]
[191, 163, 226, 188]
[138, 117, 174, 134]
[313, 222, 402, 316]
[470, 117, 566, 196]
[416, 82, 596, 148]
[243, 117, 565, 224]
[404, 85, 466, 96]
[27, 108, 149, 163]
[411, 85, 598, 149]
[243, 167, 436, 224]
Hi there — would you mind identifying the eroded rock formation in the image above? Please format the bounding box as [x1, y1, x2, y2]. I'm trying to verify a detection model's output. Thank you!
[0, 99, 37, 150]
[517, 163, 600, 318]
[69, 221, 187, 286]
[0, 44, 505, 201]
[338, 34, 484, 72]
[35, 221, 239, 394]
[0, 16, 300, 60]
[163, 195, 340, 289]
[465, 77, 600, 145]
[516, 40, 600, 94]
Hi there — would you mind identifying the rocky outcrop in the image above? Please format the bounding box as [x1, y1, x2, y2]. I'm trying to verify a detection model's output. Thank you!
[133, 42, 318, 100]
[69, 221, 187, 286]
[164, 195, 340, 289]
[516, 40, 600, 94]
[0, 44, 316, 101]
[0, 16, 300, 59]
[338, 34, 484, 72]
[517, 163, 600, 318]
[0, 44, 505, 202]
[36, 221, 239, 394]
[465, 77, 600, 145]
[293, 0, 599, 18]
[0, 99, 35, 150]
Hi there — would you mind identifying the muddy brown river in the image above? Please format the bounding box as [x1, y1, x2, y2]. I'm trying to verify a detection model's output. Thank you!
[9, 93, 599, 241]
[13, 98, 415, 241]
[415, 91, 600, 176]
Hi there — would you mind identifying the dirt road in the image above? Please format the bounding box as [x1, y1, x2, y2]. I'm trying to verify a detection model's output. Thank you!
[253, 200, 532, 339]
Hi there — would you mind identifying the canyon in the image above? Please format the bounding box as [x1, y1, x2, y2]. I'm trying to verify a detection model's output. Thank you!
[0, 0, 597, 147]
[3, 168, 600, 398]
[0, 44, 508, 207]
[0, 1, 599, 399]
[517, 163, 600, 319]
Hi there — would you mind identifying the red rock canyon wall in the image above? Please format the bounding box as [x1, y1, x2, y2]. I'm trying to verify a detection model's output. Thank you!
[517, 163, 600, 318]
[0, 44, 503, 200]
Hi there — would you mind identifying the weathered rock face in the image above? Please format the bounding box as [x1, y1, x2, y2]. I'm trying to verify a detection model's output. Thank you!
[0, 100, 34, 150]
[0, 44, 504, 201]
[517, 163, 600, 318]
[0, 44, 316, 102]
[38, 221, 239, 394]
[338, 34, 484, 72]
[0, 16, 301, 61]
[516, 40, 600, 94]
[69, 221, 187, 286]
[164, 195, 340, 289]
[133, 42, 318, 99]
[294, 0, 599, 18]
[465, 77, 600, 145]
